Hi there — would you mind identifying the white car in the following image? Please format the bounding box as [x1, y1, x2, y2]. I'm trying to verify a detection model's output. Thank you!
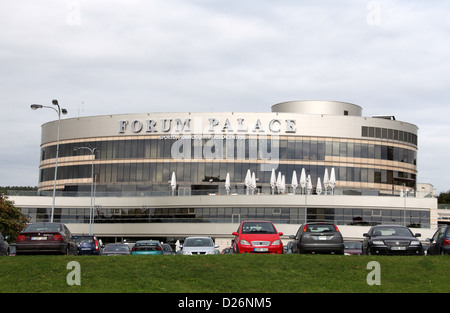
[180, 237, 219, 255]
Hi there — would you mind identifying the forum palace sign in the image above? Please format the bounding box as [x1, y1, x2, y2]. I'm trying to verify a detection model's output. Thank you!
[118, 117, 297, 135]
[117, 116, 292, 169]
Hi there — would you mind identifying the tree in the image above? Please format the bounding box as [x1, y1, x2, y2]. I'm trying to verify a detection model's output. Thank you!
[0, 195, 29, 242]
[438, 191, 450, 204]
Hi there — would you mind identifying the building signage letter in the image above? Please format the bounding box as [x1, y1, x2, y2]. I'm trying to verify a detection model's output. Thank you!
[269, 119, 281, 133]
[285, 119, 297, 133]
[208, 118, 219, 132]
[222, 118, 233, 132]
[252, 119, 265, 132]
[146, 120, 157, 132]
[175, 119, 191, 132]
[130, 120, 143, 133]
[237, 118, 248, 132]
[160, 119, 172, 132]
[119, 120, 128, 133]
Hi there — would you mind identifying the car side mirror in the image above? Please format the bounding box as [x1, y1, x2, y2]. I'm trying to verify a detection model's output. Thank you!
[425, 238, 431, 242]
[289, 235, 295, 239]
[414, 233, 421, 238]
[215, 244, 219, 248]
[278, 232, 283, 236]
[232, 232, 239, 236]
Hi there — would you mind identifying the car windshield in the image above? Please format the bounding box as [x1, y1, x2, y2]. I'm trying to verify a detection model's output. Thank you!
[305, 224, 336, 233]
[344, 242, 362, 249]
[74, 236, 94, 244]
[104, 245, 129, 252]
[24, 223, 61, 232]
[134, 241, 160, 250]
[241, 222, 276, 234]
[372, 226, 413, 237]
[184, 238, 213, 247]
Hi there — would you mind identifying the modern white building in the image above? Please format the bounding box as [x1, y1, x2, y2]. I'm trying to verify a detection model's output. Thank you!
[11, 100, 438, 245]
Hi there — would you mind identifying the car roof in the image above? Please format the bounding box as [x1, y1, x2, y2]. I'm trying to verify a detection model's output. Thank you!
[185, 236, 212, 239]
[135, 240, 160, 244]
[242, 220, 273, 223]
[371, 225, 407, 228]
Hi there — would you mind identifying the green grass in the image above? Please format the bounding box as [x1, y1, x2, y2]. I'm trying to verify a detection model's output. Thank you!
[0, 254, 449, 293]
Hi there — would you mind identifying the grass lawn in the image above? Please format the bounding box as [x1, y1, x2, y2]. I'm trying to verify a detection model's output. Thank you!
[0, 254, 449, 293]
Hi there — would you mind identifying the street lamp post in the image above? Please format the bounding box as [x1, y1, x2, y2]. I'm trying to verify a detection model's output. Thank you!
[74, 145, 98, 235]
[30, 100, 67, 223]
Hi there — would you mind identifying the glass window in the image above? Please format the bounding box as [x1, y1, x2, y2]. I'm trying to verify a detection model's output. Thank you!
[332, 142, 339, 157]
[339, 142, 347, 157]
[317, 141, 325, 160]
[310, 140, 318, 160]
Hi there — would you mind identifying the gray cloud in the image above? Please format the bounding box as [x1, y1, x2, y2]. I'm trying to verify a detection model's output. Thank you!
[1, 0, 449, 192]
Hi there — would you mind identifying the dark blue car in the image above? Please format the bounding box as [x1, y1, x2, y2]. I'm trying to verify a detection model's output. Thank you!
[74, 235, 101, 255]
[427, 225, 450, 255]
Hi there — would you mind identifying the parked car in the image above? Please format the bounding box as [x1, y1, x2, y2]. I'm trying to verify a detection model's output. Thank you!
[74, 235, 101, 255]
[162, 243, 176, 255]
[362, 225, 423, 255]
[131, 240, 163, 255]
[180, 237, 219, 255]
[344, 241, 363, 255]
[232, 221, 283, 254]
[0, 231, 10, 256]
[16, 222, 78, 255]
[290, 222, 344, 254]
[426, 225, 450, 255]
[101, 243, 131, 255]
[221, 247, 233, 254]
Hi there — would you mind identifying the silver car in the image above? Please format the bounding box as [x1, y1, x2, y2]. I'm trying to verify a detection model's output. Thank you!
[180, 237, 219, 255]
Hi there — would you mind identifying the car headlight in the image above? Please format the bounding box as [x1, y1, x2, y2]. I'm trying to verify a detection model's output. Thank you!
[182, 251, 192, 255]
[271, 240, 281, 246]
[410, 241, 421, 246]
[240, 239, 250, 245]
[206, 251, 215, 255]
[372, 240, 384, 245]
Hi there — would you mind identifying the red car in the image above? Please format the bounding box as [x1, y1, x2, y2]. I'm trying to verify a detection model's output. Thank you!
[232, 221, 283, 254]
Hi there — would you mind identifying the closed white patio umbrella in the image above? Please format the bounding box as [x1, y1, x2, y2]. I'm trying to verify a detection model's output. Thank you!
[270, 168, 276, 195]
[300, 168, 306, 194]
[276, 171, 282, 194]
[225, 172, 231, 195]
[170, 171, 176, 196]
[323, 168, 329, 195]
[306, 174, 313, 195]
[330, 167, 336, 195]
[251, 172, 257, 194]
[291, 170, 298, 195]
[245, 169, 251, 195]
[280, 175, 286, 194]
[316, 177, 322, 195]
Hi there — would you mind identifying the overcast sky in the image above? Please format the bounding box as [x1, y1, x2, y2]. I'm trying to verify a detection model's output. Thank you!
[1, 0, 449, 193]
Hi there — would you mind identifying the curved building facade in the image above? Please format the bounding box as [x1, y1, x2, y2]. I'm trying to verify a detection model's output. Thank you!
[38, 100, 418, 197]
[13, 100, 436, 243]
